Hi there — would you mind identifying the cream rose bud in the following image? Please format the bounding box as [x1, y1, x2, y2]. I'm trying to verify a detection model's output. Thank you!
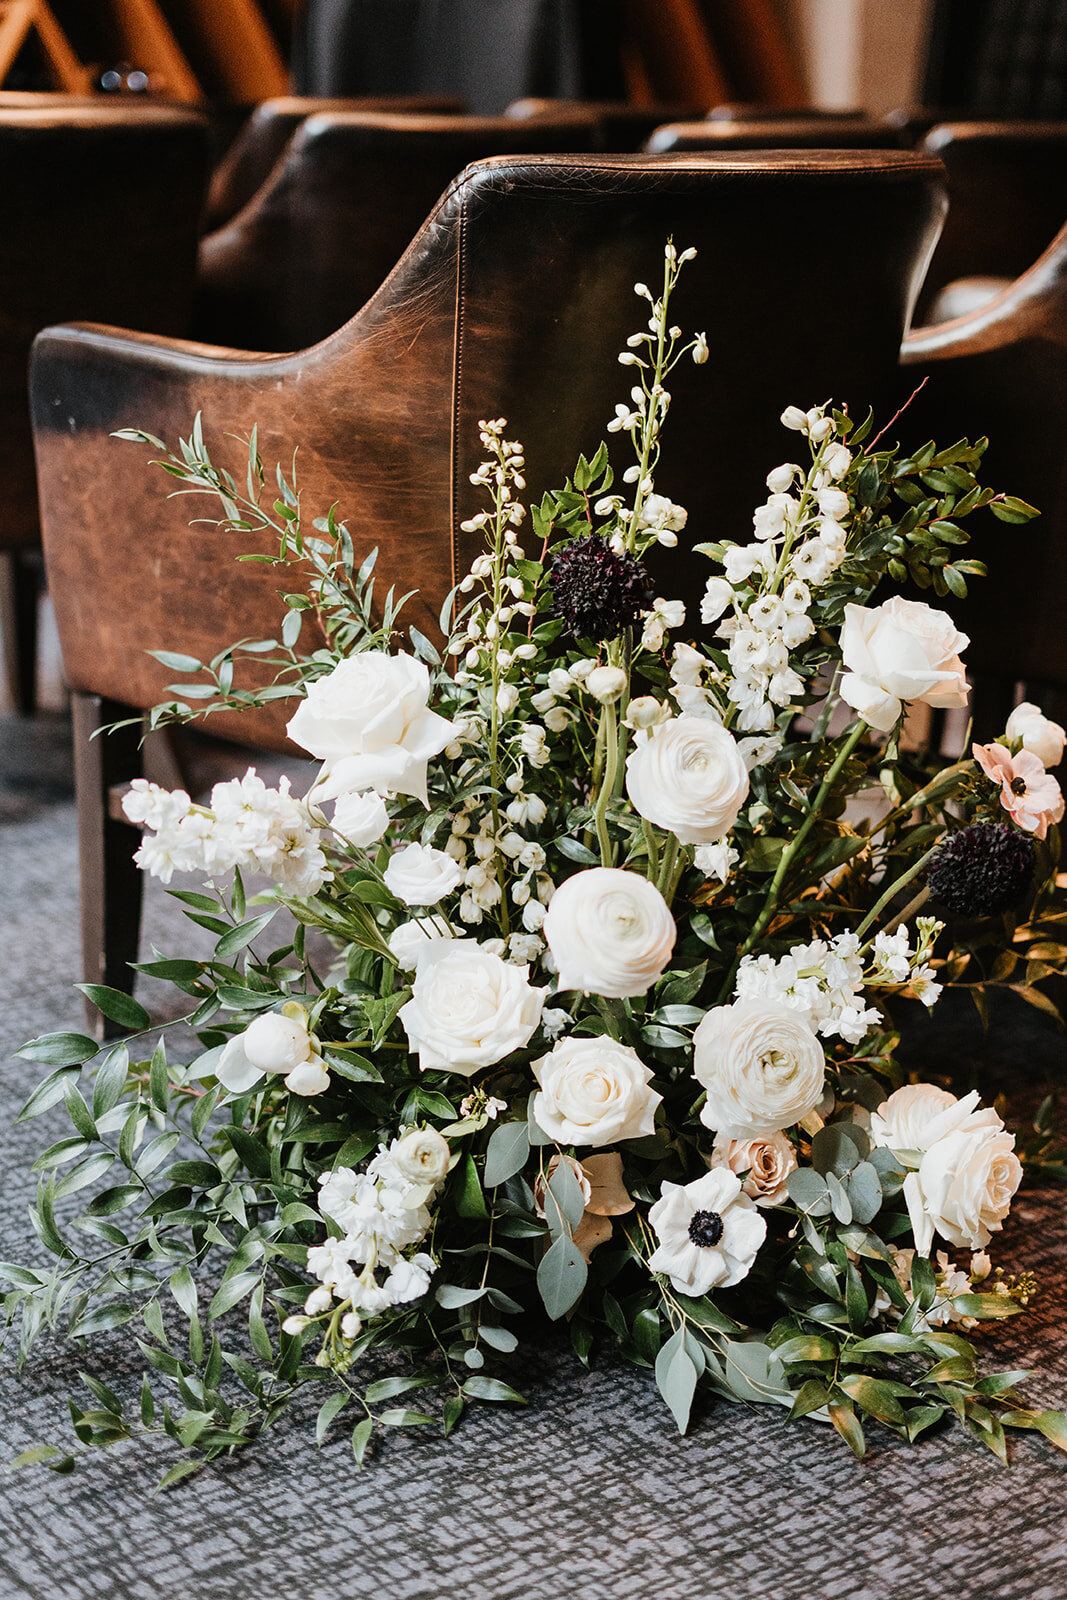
[694, 1000, 825, 1137]
[710, 1130, 797, 1206]
[1005, 700, 1066, 768]
[532, 1036, 661, 1145]
[543, 867, 675, 998]
[870, 1083, 1002, 1166]
[586, 665, 628, 704]
[398, 940, 546, 1074]
[332, 789, 389, 846]
[383, 841, 464, 905]
[839, 597, 970, 733]
[913, 1127, 1022, 1252]
[625, 714, 749, 845]
[392, 1127, 451, 1184]
[388, 914, 451, 969]
[288, 650, 456, 804]
[648, 1169, 766, 1295]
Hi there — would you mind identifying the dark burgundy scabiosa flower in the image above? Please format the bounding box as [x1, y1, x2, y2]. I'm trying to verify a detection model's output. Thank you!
[548, 534, 654, 642]
[926, 822, 1036, 917]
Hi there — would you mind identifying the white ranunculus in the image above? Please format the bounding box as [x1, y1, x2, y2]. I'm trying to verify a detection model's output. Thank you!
[625, 715, 749, 846]
[1005, 701, 1066, 769]
[542, 867, 676, 998]
[908, 1127, 1022, 1254]
[694, 1000, 825, 1137]
[398, 940, 546, 1075]
[388, 915, 451, 969]
[210, 1011, 330, 1097]
[288, 650, 456, 804]
[869, 1083, 1002, 1167]
[648, 1168, 767, 1294]
[332, 790, 389, 846]
[839, 597, 970, 733]
[710, 1130, 797, 1206]
[531, 1036, 661, 1146]
[392, 1127, 451, 1184]
[384, 841, 464, 905]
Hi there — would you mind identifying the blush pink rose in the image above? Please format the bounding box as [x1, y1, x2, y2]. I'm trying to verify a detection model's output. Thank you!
[972, 742, 1065, 840]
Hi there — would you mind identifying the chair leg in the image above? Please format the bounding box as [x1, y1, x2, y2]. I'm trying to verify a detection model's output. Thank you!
[0, 550, 39, 714]
[73, 691, 145, 1036]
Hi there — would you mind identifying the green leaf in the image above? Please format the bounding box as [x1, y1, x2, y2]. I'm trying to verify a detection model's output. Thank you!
[655, 1330, 698, 1434]
[442, 1395, 464, 1436]
[434, 1284, 487, 1309]
[828, 1401, 866, 1457]
[316, 1392, 349, 1444]
[91, 1045, 130, 1119]
[364, 1375, 436, 1403]
[75, 986, 150, 1033]
[949, 1293, 1024, 1320]
[208, 1272, 260, 1320]
[788, 1379, 830, 1420]
[168, 1266, 198, 1320]
[149, 1040, 169, 1113]
[483, 1120, 530, 1187]
[214, 911, 277, 963]
[536, 1233, 587, 1320]
[839, 1374, 906, 1426]
[62, 1082, 97, 1142]
[843, 1161, 883, 1226]
[811, 1121, 869, 1177]
[17, 1033, 99, 1068]
[156, 1459, 203, 1491]
[378, 1409, 435, 1427]
[775, 1334, 838, 1365]
[460, 1376, 527, 1404]
[16, 1066, 82, 1122]
[454, 1153, 488, 1220]
[546, 1157, 586, 1233]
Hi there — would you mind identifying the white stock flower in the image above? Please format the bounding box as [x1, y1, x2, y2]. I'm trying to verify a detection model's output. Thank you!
[816, 487, 850, 521]
[700, 577, 734, 624]
[388, 915, 451, 969]
[332, 790, 389, 846]
[907, 1127, 1022, 1255]
[869, 1084, 1002, 1165]
[648, 1169, 766, 1294]
[392, 1127, 451, 1184]
[398, 940, 546, 1074]
[1005, 701, 1066, 768]
[288, 651, 456, 804]
[693, 1000, 825, 1137]
[542, 867, 676, 998]
[122, 780, 191, 831]
[694, 840, 738, 884]
[839, 598, 970, 733]
[766, 463, 799, 493]
[710, 1130, 797, 1206]
[384, 841, 464, 905]
[625, 715, 749, 845]
[531, 1036, 661, 1145]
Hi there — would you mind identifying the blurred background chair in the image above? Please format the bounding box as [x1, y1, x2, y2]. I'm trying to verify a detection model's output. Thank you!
[504, 95, 702, 150]
[903, 223, 1067, 739]
[193, 108, 602, 349]
[0, 102, 211, 715]
[204, 92, 468, 228]
[644, 116, 904, 153]
[29, 147, 946, 992]
[913, 121, 1067, 322]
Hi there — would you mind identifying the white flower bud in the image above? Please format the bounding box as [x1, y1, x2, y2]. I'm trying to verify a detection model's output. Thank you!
[496, 683, 519, 715]
[282, 1315, 311, 1334]
[544, 707, 570, 733]
[765, 463, 799, 494]
[569, 657, 595, 681]
[341, 1312, 362, 1339]
[624, 695, 667, 730]
[692, 331, 709, 365]
[808, 416, 834, 443]
[586, 665, 628, 704]
[780, 405, 807, 431]
[304, 1286, 333, 1315]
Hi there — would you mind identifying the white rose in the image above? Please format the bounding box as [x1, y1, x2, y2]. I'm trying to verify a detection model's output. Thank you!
[870, 1083, 1002, 1166]
[392, 1127, 451, 1184]
[398, 940, 546, 1074]
[1005, 701, 1066, 768]
[542, 867, 676, 998]
[625, 715, 749, 845]
[531, 1035, 661, 1146]
[693, 1000, 825, 1137]
[648, 1169, 767, 1294]
[909, 1127, 1022, 1254]
[384, 841, 464, 905]
[332, 790, 389, 846]
[288, 650, 456, 804]
[839, 598, 970, 733]
[710, 1130, 797, 1206]
[388, 915, 452, 969]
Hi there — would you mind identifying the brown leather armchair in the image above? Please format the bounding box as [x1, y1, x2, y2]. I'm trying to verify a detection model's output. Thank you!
[31, 148, 945, 995]
[915, 122, 1067, 322]
[194, 110, 603, 351]
[504, 97, 703, 150]
[903, 222, 1067, 736]
[0, 104, 211, 715]
[644, 118, 905, 153]
[204, 94, 469, 229]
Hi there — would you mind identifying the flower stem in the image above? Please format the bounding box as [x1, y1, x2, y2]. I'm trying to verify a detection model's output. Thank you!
[855, 845, 939, 941]
[592, 701, 619, 867]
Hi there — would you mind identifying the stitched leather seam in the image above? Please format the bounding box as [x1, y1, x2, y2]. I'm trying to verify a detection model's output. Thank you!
[450, 188, 467, 594]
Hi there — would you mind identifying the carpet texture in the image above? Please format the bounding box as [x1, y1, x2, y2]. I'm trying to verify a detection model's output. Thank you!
[1, 712, 1065, 1600]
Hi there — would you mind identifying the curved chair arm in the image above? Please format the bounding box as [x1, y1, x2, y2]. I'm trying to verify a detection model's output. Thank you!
[903, 220, 1067, 363]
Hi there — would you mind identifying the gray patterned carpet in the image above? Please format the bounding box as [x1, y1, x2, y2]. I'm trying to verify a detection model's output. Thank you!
[1, 712, 1066, 1600]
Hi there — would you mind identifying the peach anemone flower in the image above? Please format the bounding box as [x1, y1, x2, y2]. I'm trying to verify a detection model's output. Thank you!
[972, 742, 1065, 840]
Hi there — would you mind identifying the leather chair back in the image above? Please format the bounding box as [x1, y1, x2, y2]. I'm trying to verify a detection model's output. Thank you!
[915, 121, 1067, 320]
[194, 110, 602, 350]
[708, 104, 864, 121]
[645, 118, 905, 153]
[0, 105, 212, 554]
[505, 97, 703, 150]
[205, 94, 468, 228]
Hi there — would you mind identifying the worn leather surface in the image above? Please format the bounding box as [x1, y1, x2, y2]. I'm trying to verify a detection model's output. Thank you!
[645, 118, 904, 152]
[194, 110, 602, 350]
[0, 106, 211, 554]
[707, 103, 864, 121]
[904, 222, 1067, 697]
[205, 95, 469, 229]
[915, 121, 1067, 319]
[33, 149, 945, 751]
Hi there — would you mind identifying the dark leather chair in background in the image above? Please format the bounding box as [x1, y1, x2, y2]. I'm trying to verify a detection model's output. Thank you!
[194, 109, 602, 350]
[914, 121, 1067, 322]
[505, 96, 703, 150]
[0, 104, 212, 716]
[903, 224, 1067, 736]
[644, 117, 904, 153]
[205, 94, 468, 229]
[30, 147, 945, 995]
[708, 103, 865, 121]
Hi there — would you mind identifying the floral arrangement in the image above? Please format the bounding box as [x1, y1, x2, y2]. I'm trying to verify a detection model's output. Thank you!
[10, 244, 1067, 1485]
